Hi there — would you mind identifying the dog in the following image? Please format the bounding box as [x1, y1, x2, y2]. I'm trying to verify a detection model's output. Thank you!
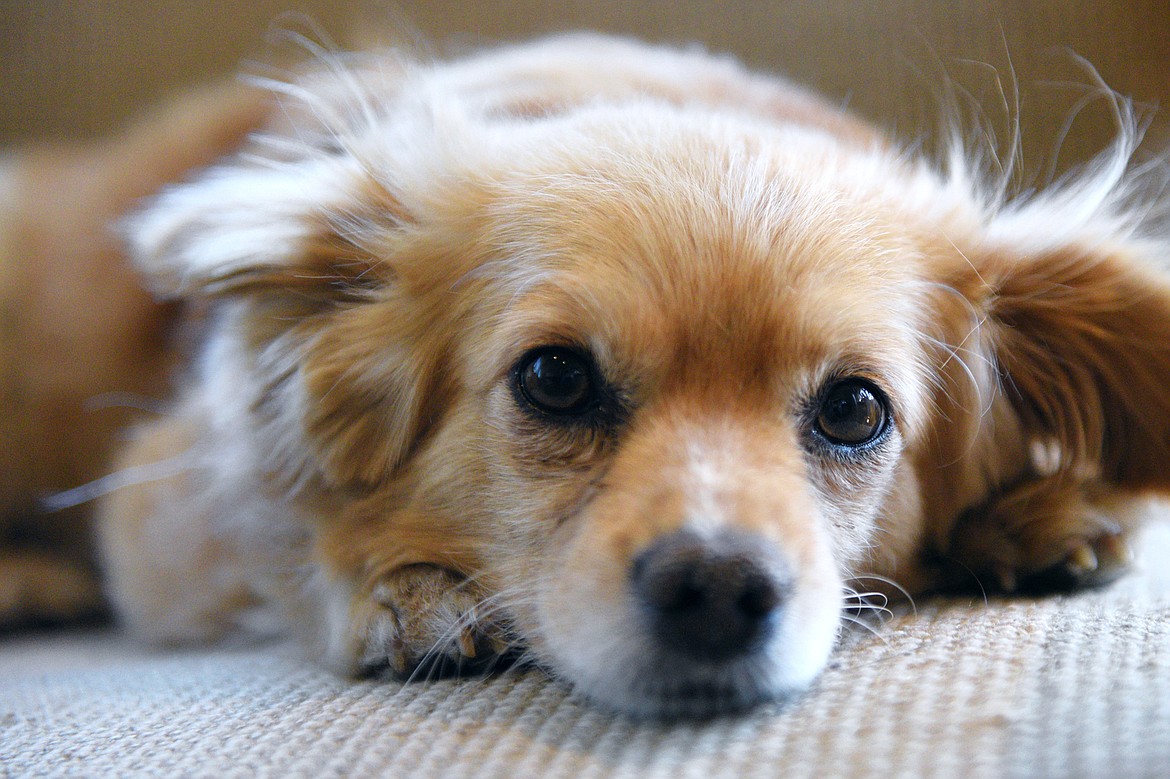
[14, 33, 1169, 718]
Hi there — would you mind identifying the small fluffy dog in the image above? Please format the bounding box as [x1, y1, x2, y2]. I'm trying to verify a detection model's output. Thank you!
[27, 35, 1170, 717]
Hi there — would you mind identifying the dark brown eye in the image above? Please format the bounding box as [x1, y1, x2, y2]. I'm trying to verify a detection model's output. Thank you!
[517, 348, 596, 415]
[815, 379, 889, 447]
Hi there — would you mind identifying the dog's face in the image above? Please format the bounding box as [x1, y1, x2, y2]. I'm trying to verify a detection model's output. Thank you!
[427, 123, 940, 714]
[126, 37, 1170, 716]
[446, 122, 950, 714]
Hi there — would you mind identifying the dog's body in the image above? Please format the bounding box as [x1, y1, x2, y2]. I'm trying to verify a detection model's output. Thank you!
[0, 84, 265, 625]
[9, 35, 1170, 717]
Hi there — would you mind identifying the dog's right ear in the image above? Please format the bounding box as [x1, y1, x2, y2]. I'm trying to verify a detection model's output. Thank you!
[123, 153, 401, 300]
[124, 145, 447, 489]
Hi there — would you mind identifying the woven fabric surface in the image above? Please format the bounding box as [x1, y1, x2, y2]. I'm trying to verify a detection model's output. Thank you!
[3, 520, 1168, 778]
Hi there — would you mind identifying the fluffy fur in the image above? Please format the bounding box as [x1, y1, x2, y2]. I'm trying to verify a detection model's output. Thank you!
[0, 84, 266, 625]
[54, 34, 1170, 717]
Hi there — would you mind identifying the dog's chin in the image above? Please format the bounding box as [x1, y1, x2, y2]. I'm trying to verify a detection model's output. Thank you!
[532, 581, 842, 719]
[568, 649, 813, 720]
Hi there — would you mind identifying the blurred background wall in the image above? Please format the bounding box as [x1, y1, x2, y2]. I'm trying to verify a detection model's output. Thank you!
[2, 1, 1169, 180]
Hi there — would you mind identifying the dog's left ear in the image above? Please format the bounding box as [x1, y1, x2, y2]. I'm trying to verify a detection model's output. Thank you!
[969, 239, 1170, 491]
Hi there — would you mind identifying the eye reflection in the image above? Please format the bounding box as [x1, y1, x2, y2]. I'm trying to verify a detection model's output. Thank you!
[815, 379, 888, 446]
[517, 348, 596, 415]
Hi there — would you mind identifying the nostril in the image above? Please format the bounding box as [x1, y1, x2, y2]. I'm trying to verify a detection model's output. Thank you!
[631, 529, 790, 662]
[736, 576, 780, 618]
[665, 580, 705, 612]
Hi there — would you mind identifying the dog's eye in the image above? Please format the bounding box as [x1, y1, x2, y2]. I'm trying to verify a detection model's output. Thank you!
[517, 348, 597, 415]
[815, 379, 889, 447]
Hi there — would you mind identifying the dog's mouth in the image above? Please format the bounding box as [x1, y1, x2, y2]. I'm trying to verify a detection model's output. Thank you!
[549, 612, 834, 720]
[609, 654, 788, 719]
[526, 526, 841, 719]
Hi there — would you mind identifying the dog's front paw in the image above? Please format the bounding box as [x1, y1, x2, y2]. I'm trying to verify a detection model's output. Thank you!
[1013, 527, 1134, 592]
[948, 476, 1135, 594]
[350, 564, 511, 679]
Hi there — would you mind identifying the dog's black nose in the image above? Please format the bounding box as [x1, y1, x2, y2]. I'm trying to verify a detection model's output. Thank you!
[631, 529, 789, 662]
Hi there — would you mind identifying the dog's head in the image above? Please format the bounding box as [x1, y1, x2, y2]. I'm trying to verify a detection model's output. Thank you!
[126, 37, 1170, 716]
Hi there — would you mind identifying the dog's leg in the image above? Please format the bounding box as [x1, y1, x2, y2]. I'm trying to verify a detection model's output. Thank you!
[345, 564, 512, 679]
[946, 474, 1136, 593]
[96, 413, 278, 644]
[0, 548, 104, 626]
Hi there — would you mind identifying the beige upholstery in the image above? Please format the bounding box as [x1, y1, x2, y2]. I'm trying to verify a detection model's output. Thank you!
[4, 519, 1168, 776]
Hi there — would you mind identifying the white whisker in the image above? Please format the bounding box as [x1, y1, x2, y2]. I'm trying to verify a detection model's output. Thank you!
[839, 612, 890, 644]
[848, 574, 918, 616]
[39, 452, 195, 512]
[82, 392, 173, 416]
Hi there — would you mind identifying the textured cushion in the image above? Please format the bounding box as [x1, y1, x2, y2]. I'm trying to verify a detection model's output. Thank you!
[3, 519, 1168, 777]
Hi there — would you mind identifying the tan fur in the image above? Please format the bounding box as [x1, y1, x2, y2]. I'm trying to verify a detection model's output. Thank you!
[66, 34, 1170, 716]
[0, 83, 267, 625]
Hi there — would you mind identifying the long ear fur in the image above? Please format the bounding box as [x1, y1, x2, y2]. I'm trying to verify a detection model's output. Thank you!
[976, 243, 1170, 491]
[122, 96, 436, 488]
[945, 78, 1170, 494]
[122, 43, 421, 301]
[299, 296, 451, 488]
[123, 156, 395, 299]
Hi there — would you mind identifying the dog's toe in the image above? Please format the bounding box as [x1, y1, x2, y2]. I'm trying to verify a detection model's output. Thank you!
[1022, 531, 1135, 592]
[353, 564, 511, 679]
[947, 475, 1137, 595]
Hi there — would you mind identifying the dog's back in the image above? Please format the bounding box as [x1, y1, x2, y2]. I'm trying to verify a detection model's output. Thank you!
[0, 83, 266, 626]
